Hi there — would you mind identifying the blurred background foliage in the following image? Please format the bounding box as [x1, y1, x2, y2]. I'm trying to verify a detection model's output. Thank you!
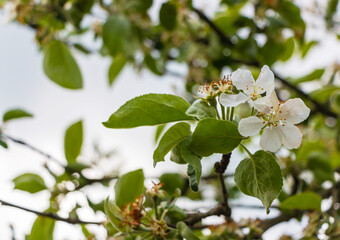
[1, 0, 340, 239]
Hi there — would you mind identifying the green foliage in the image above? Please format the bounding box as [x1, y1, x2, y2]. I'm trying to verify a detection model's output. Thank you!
[0, 139, 8, 149]
[181, 140, 202, 191]
[280, 192, 321, 211]
[103, 94, 192, 128]
[159, 173, 185, 195]
[13, 173, 47, 194]
[234, 150, 283, 212]
[290, 68, 325, 84]
[177, 222, 200, 240]
[186, 99, 217, 120]
[114, 169, 144, 207]
[189, 118, 243, 156]
[108, 55, 126, 86]
[153, 122, 191, 166]
[307, 152, 334, 183]
[64, 121, 83, 163]
[160, 2, 177, 31]
[43, 41, 83, 89]
[155, 124, 167, 143]
[3, 108, 33, 122]
[103, 15, 131, 56]
[29, 216, 55, 240]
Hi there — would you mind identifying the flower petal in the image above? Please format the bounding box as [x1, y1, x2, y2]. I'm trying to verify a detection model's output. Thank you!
[231, 69, 254, 95]
[219, 92, 249, 107]
[238, 116, 265, 137]
[251, 96, 271, 114]
[260, 126, 282, 152]
[256, 65, 275, 95]
[278, 124, 302, 149]
[277, 98, 310, 124]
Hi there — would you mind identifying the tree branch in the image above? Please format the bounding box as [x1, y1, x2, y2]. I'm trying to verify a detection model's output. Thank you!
[185, 204, 225, 226]
[0, 199, 103, 225]
[214, 153, 232, 218]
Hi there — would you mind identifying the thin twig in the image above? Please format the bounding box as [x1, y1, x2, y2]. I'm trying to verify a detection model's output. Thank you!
[214, 153, 232, 218]
[0, 199, 103, 225]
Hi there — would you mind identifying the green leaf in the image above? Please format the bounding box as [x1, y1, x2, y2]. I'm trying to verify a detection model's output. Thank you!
[189, 118, 243, 157]
[234, 150, 283, 213]
[289, 68, 325, 84]
[108, 55, 126, 86]
[144, 54, 165, 75]
[29, 216, 55, 240]
[326, 0, 339, 24]
[159, 173, 185, 195]
[103, 15, 131, 55]
[159, 2, 177, 31]
[280, 37, 295, 62]
[64, 121, 83, 163]
[186, 99, 217, 120]
[153, 122, 191, 166]
[177, 222, 200, 240]
[103, 94, 193, 129]
[104, 198, 124, 232]
[311, 86, 340, 103]
[181, 140, 202, 191]
[170, 143, 187, 164]
[155, 124, 167, 143]
[166, 205, 187, 224]
[301, 40, 318, 58]
[280, 192, 321, 211]
[3, 108, 33, 122]
[307, 152, 334, 183]
[0, 139, 8, 149]
[43, 41, 83, 89]
[13, 173, 47, 194]
[114, 169, 144, 207]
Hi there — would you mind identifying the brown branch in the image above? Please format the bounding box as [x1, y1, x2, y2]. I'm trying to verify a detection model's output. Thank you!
[214, 153, 232, 218]
[185, 204, 225, 226]
[0, 199, 103, 225]
[258, 212, 300, 233]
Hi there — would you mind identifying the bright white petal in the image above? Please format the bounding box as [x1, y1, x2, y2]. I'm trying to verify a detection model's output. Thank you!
[256, 65, 275, 95]
[277, 98, 310, 124]
[238, 116, 265, 137]
[231, 69, 254, 95]
[252, 96, 271, 114]
[278, 124, 302, 149]
[268, 91, 279, 110]
[260, 126, 282, 152]
[219, 92, 249, 107]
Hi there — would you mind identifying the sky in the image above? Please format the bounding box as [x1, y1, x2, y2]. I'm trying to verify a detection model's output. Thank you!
[1, 0, 340, 239]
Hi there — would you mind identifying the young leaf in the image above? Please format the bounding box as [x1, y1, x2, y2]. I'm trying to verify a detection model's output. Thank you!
[280, 192, 321, 211]
[108, 55, 126, 86]
[103, 15, 131, 55]
[234, 150, 283, 213]
[189, 118, 243, 156]
[177, 222, 200, 240]
[181, 140, 202, 191]
[103, 94, 193, 129]
[153, 122, 191, 166]
[64, 121, 83, 163]
[13, 173, 47, 194]
[159, 2, 177, 31]
[187, 164, 199, 192]
[29, 216, 55, 240]
[185, 99, 217, 120]
[170, 143, 187, 164]
[104, 198, 125, 232]
[3, 108, 33, 122]
[114, 169, 144, 207]
[155, 124, 167, 143]
[0, 139, 8, 149]
[43, 41, 83, 89]
[159, 173, 185, 195]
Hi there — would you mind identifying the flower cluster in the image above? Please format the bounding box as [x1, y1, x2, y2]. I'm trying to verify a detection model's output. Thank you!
[200, 65, 310, 152]
[198, 76, 233, 99]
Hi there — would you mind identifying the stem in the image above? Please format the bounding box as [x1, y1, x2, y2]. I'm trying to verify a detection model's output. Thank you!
[229, 107, 234, 121]
[214, 153, 232, 219]
[240, 143, 253, 158]
[220, 104, 226, 120]
[209, 98, 221, 119]
[0, 199, 102, 225]
[251, 107, 254, 116]
[227, 107, 230, 120]
[153, 197, 159, 220]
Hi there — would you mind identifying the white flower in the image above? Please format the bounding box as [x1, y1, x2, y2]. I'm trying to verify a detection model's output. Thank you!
[197, 76, 232, 100]
[238, 92, 310, 152]
[219, 65, 275, 110]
